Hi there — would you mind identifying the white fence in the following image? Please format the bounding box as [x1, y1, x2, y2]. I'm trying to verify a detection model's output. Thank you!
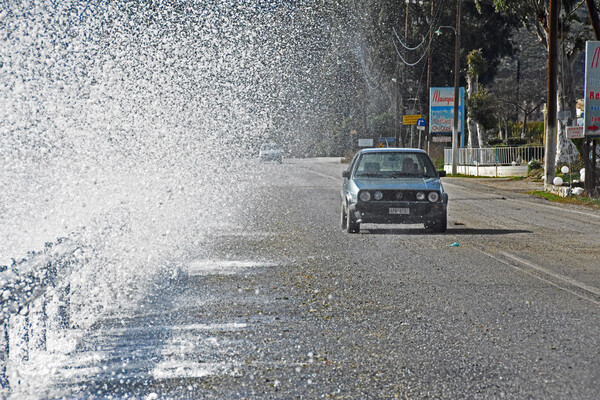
[444, 146, 544, 166]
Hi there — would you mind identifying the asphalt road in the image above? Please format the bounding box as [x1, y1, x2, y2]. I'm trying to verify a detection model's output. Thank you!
[27, 157, 600, 399]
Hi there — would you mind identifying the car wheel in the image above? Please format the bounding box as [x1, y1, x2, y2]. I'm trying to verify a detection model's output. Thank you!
[433, 213, 447, 233]
[346, 208, 360, 234]
[341, 203, 347, 229]
[425, 213, 447, 233]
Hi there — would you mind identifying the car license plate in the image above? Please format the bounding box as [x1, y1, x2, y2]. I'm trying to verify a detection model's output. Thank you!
[389, 207, 409, 215]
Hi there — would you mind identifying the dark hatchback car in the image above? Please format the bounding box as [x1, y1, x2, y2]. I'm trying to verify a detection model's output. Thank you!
[341, 148, 448, 233]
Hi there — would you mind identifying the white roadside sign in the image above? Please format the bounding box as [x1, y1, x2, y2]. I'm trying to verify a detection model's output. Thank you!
[567, 126, 584, 139]
[358, 138, 373, 147]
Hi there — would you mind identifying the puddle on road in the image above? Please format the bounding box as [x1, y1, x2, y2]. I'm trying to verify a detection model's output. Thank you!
[151, 325, 245, 380]
[102, 322, 248, 334]
[10, 260, 272, 397]
[217, 231, 278, 237]
[151, 360, 230, 379]
[187, 259, 276, 276]
[15, 322, 248, 397]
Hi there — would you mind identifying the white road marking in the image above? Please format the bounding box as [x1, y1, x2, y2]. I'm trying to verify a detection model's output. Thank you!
[475, 248, 600, 305]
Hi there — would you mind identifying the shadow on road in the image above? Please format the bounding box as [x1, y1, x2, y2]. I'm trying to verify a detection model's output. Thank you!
[364, 228, 532, 235]
[444, 228, 532, 235]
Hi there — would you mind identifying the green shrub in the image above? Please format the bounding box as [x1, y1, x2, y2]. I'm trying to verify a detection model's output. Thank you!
[432, 157, 444, 170]
[526, 122, 544, 143]
[507, 137, 528, 146]
[528, 159, 542, 171]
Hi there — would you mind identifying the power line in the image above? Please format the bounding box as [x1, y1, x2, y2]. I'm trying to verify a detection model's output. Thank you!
[354, 38, 382, 90]
[391, 35, 431, 67]
[392, 27, 426, 51]
[390, 0, 446, 68]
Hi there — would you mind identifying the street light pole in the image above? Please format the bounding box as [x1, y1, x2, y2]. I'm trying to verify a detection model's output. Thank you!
[452, 0, 462, 175]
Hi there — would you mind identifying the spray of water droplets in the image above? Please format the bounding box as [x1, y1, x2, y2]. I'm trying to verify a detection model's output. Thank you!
[0, 0, 353, 324]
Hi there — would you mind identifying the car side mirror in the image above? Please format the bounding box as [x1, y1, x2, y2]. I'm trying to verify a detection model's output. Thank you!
[437, 170, 447, 177]
[342, 170, 350, 178]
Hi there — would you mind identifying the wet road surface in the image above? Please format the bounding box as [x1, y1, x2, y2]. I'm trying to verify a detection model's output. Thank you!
[16, 157, 600, 399]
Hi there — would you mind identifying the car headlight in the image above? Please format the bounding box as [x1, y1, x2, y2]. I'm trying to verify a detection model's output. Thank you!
[359, 191, 371, 202]
[373, 191, 383, 200]
[416, 192, 426, 201]
[428, 192, 440, 202]
[395, 192, 403, 200]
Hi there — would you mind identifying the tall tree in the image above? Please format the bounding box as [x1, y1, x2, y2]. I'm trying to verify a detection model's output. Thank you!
[493, 0, 593, 164]
[466, 49, 488, 147]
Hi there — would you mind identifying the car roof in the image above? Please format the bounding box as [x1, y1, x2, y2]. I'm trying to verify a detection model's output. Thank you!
[358, 148, 427, 154]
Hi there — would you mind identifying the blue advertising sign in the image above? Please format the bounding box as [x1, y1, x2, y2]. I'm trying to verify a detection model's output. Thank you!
[429, 87, 465, 146]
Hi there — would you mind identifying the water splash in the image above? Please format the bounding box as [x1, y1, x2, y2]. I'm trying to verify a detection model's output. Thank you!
[0, 0, 323, 348]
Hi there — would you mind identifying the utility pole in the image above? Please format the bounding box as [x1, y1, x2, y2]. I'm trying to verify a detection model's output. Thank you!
[515, 60, 520, 122]
[395, 63, 400, 148]
[363, 76, 368, 142]
[451, 0, 462, 175]
[544, 0, 559, 188]
[426, 0, 434, 153]
[399, 1, 409, 147]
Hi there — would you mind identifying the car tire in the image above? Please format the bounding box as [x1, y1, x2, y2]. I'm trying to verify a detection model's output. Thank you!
[425, 213, 447, 233]
[433, 213, 447, 233]
[346, 207, 360, 234]
[341, 203, 347, 229]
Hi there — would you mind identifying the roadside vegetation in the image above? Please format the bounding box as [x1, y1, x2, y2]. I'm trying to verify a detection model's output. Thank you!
[528, 191, 600, 209]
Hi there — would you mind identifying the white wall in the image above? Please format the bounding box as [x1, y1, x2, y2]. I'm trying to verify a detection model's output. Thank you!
[444, 165, 529, 177]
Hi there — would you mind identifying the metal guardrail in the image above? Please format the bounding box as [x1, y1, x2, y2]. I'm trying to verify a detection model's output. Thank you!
[444, 146, 545, 166]
[0, 207, 135, 394]
[0, 238, 83, 392]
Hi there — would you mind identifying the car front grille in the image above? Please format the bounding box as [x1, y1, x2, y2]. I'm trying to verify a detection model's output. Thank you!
[366, 190, 436, 202]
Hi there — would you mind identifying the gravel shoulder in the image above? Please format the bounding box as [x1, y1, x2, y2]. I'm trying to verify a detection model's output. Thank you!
[445, 176, 545, 194]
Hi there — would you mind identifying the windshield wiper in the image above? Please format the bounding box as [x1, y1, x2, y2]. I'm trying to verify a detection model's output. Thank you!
[390, 172, 411, 178]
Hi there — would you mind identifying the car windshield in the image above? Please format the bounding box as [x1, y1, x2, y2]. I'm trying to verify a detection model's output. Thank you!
[261, 143, 280, 151]
[354, 152, 438, 178]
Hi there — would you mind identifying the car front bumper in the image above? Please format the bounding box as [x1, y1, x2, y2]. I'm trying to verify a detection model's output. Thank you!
[348, 201, 446, 224]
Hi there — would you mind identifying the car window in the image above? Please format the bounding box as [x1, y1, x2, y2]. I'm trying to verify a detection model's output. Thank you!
[261, 143, 280, 151]
[415, 153, 438, 178]
[355, 154, 384, 177]
[354, 152, 438, 178]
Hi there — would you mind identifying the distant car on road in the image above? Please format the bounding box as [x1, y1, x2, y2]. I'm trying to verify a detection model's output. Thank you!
[259, 142, 283, 163]
[341, 148, 448, 233]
